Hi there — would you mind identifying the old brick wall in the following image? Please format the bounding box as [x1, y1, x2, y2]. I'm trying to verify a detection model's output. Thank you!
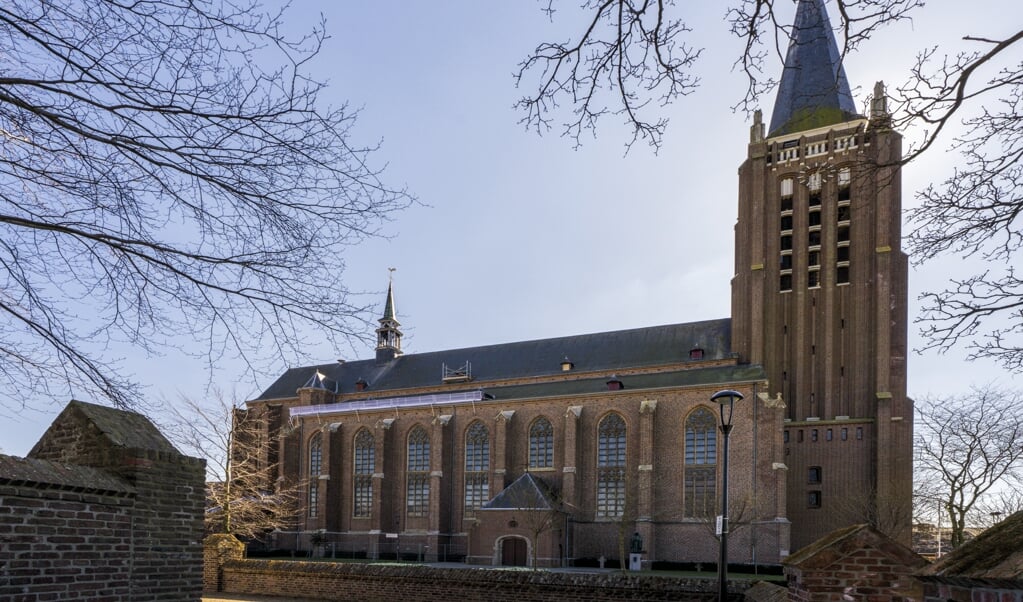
[0, 473, 135, 601]
[108, 447, 206, 600]
[2, 400, 205, 602]
[786, 544, 922, 601]
[218, 559, 752, 601]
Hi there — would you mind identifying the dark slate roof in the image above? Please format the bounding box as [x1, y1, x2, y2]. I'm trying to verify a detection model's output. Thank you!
[0, 454, 133, 495]
[918, 510, 1023, 583]
[483, 473, 558, 510]
[64, 399, 179, 453]
[768, 0, 861, 137]
[381, 282, 397, 322]
[254, 318, 733, 401]
[483, 364, 765, 402]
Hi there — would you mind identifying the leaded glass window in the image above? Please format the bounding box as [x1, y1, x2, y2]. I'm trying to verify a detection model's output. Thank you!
[596, 413, 626, 518]
[684, 407, 717, 518]
[406, 426, 430, 517]
[464, 421, 490, 514]
[529, 417, 554, 469]
[353, 429, 374, 518]
[308, 433, 322, 517]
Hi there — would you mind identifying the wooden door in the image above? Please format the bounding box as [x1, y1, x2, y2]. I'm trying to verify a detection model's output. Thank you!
[501, 537, 527, 566]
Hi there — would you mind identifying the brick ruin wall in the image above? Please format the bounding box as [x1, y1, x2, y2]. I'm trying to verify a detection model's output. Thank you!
[0, 403, 205, 602]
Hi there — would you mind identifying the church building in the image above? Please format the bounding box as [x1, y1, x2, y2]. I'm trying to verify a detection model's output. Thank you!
[239, 0, 911, 567]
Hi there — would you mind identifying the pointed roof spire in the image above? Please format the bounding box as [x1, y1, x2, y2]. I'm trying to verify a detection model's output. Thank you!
[768, 0, 861, 137]
[376, 268, 402, 363]
[382, 267, 397, 322]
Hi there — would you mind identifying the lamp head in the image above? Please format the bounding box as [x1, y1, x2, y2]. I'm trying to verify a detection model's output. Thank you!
[710, 389, 744, 428]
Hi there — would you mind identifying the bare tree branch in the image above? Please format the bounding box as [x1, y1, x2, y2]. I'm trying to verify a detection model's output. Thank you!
[514, 0, 702, 153]
[0, 0, 413, 413]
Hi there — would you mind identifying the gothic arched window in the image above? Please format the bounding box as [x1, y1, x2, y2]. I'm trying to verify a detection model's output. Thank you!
[353, 429, 375, 518]
[406, 426, 430, 517]
[684, 407, 718, 518]
[529, 416, 554, 469]
[308, 432, 322, 518]
[464, 421, 490, 513]
[596, 413, 626, 518]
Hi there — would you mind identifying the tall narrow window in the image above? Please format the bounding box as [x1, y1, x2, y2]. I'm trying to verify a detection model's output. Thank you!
[464, 421, 490, 514]
[529, 417, 554, 469]
[353, 429, 375, 518]
[406, 426, 430, 518]
[684, 407, 717, 518]
[308, 433, 322, 518]
[596, 413, 626, 518]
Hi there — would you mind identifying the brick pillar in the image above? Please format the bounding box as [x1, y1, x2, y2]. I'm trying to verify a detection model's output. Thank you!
[373, 418, 394, 537]
[203, 534, 245, 593]
[562, 406, 582, 509]
[493, 410, 514, 496]
[636, 399, 657, 563]
[321, 422, 340, 532]
[428, 414, 451, 560]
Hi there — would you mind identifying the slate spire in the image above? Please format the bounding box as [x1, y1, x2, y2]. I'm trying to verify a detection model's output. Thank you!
[375, 271, 402, 363]
[768, 0, 860, 137]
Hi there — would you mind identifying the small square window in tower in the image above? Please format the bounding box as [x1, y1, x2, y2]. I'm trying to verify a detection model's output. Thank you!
[808, 491, 822, 508]
[808, 466, 822, 484]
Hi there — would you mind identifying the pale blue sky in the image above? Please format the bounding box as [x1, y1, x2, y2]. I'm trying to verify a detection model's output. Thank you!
[4, 1, 1021, 456]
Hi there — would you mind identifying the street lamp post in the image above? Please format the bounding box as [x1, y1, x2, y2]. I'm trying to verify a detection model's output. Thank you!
[711, 389, 744, 602]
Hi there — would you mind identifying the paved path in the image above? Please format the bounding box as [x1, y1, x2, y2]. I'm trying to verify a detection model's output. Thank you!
[204, 596, 315, 602]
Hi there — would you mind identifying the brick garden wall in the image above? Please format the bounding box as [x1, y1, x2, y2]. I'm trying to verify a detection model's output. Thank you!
[0, 401, 205, 602]
[215, 559, 751, 601]
[0, 476, 135, 601]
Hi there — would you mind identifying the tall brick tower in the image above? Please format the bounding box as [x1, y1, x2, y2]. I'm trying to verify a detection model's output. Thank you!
[730, 0, 913, 550]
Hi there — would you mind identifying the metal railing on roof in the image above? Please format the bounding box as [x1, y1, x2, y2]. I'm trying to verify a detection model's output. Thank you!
[289, 389, 485, 419]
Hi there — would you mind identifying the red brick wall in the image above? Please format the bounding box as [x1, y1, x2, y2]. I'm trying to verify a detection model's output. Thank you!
[2, 402, 206, 602]
[786, 546, 921, 601]
[0, 484, 134, 601]
[217, 559, 751, 601]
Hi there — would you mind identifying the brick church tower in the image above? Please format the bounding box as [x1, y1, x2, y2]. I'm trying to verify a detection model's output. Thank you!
[730, 0, 913, 549]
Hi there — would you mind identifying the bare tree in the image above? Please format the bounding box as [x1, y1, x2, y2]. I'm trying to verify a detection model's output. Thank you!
[0, 1, 412, 414]
[915, 386, 1023, 547]
[168, 393, 300, 541]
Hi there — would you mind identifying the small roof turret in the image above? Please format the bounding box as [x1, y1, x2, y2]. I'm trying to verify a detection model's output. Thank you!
[768, 0, 861, 137]
[375, 271, 403, 363]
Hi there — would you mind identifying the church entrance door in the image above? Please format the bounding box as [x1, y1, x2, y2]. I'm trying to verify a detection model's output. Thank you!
[501, 537, 527, 567]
